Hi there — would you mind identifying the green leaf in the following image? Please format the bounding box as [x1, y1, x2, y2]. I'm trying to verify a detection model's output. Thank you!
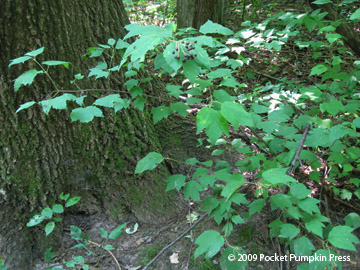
[292, 237, 315, 256]
[93, 94, 123, 108]
[350, 8, 360, 20]
[309, 64, 328, 76]
[14, 69, 44, 91]
[279, 224, 300, 240]
[298, 197, 320, 214]
[197, 107, 229, 144]
[249, 198, 265, 216]
[44, 247, 57, 263]
[170, 102, 189, 117]
[59, 192, 70, 201]
[208, 68, 232, 79]
[327, 226, 360, 251]
[134, 97, 146, 111]
[45, 222, 55, 236]
[344, 213, 360, 229]
[221, 173, 245, 200]
[27, 214, 45, 227]
[263, 168, 295, 185]
[65, 196, 81, 207]
[199, 20, 233, 35]
[25, 47, 44, 57]
[200, 196, 219, 213]
[104, 244, 115, 250]
[220, 247, 248, 270]
[16, 101, 36, 113]
[99, 228, 108, 238]
[109, 223, 127, 240]
[108, 38, 116, 46]
[39, 94, 76, 114]
[9, 55, 32, 67]
[135, 152, 163, 174]
[183, 59, 201, 83]
[270, 194, 292, 210]
[221, 102, 254, 129]
[52, 204, 64, 214]
[115, 39, 129, 49]
[165, 174, 186, 191]
[70, 106, 104, 123]
[152, 106, 171, 124]
[312, 0, 332, 4]
[325, 33, 342, 44]
[304, 214, 329, 238]
[41, 208, 53, 219]
[194, 230, 225, 258]
[184, 181, 202, 201]
[42, 61, 71, 68]
[70, 225, 82, 241]
[231, 215, 245, 225]
[290, 183, 311, 199]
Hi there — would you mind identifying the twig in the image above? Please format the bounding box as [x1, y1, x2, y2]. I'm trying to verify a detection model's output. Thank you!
[288, 124, 310, 175]
[142, 213, 208, 270]
[88, 240, 122, 270]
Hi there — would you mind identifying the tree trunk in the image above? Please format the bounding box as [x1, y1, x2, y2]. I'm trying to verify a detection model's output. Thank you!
[177, 0, 226, 29]
[309, 3, 360, 57]
[0, 1, 184, 269]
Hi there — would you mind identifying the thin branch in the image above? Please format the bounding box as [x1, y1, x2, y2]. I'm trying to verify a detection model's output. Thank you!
[88, 240, 122, 270]
[288, 124, 310, 175]
[142, 213, 208, 270]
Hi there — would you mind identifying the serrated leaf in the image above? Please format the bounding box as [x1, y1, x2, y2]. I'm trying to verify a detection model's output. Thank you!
[292, 237, 315, 256]
[221, 173, 244, 200]
[93, 94, 123, 108]
[42, 61, 70, 68]
[344, 213, 360, 229]
[220, 247, 248, 270]
[135, 152, 163, 174]
[200, 196, 219, 213]
[109, 223, 127, 240]
[70, 106, 104, 122]
[249, 198, 265, 216]
[279, 224, 300, 240]
[184, 181, 202, 201]
[197, 107, 229, 144]
[27, 214, 45, 227]
[14, 69, 44, 91]
[194, 230, 224, 258]
[199, 20, 233, 35]
[52, 204, 64, 214]
[263, 168, 295, 185]
[9, 55, 32, 67]
[152, 106, 170, 124]
[165, 174, 186, 191]
[39, 94, 76, 114]
[134, 97, 146, 111]
[16, 101, 36, 113]
[45, 222, 55, 236]
[298, 197, 320, 214]
[327, 226, 360, 251]
[304, 214, 329, 238]
[309, 64, 328, 76]
[270, 194, 292, 210]
[170, 102, 189, 117]
[25, 47, 44, 57]
[290, 183, 311, 199]
[221, 102, 254, 129]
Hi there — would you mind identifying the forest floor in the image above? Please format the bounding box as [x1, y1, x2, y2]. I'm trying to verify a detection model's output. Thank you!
[36, 1, 360, 269]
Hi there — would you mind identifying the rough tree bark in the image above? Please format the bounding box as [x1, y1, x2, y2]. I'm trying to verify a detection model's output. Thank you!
[177, 0, 226, 29]
[0, 1, 191, 269]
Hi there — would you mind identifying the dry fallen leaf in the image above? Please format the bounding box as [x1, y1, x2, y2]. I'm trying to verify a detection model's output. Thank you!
[169, 252, 179, 264]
